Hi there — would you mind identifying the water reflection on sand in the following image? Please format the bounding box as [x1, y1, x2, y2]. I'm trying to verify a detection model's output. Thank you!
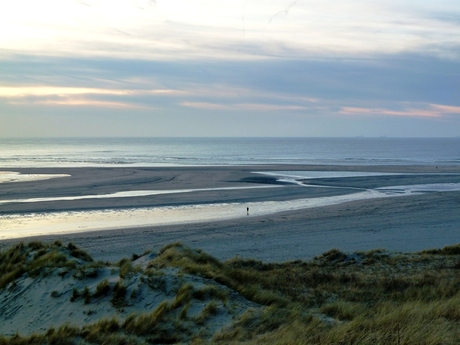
[0, 171, 69, 183]
[2, 182, 460, 240]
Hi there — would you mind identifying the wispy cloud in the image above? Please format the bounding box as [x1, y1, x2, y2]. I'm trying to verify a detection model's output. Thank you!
[1, 1, 459, 60]
[268, 0, 300, 24]
[181, 101, 306, 111]
[339, 103, 460, 118]
[0, 85, 189, 111]
[26, 98, 142, 109]
[1, 2, 459, 137]
[0, 86, 130, 97]
[430, 104, 460, 114]
[180, 102, 229, 110]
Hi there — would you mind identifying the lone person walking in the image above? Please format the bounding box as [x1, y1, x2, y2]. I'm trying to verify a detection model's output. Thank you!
[247, 207, 249, 216]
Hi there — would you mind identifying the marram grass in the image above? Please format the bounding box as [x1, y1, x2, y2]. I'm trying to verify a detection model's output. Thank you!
[2, 241, 460, 344]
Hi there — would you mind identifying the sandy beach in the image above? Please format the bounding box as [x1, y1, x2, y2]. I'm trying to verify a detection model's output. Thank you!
[1, 165, 460, 262]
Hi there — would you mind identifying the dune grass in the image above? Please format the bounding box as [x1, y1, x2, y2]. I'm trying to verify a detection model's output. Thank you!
[2, 241, 460, 344]
[151, 242, 460, 344]
[0, 241, 86, 290]
[110, 280, 127, 308]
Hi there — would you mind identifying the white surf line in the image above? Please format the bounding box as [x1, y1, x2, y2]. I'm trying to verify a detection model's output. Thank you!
[0, 171, 70, 184]
[0, 185, 280, 205]
[2, 183, 460, 240]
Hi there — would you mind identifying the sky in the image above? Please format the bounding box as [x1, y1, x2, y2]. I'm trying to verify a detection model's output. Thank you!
[1, 0, 460, 137]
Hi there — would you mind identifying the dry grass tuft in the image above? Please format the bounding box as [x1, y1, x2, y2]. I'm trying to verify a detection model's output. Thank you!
[111, 280, 127, 308]
[172, 283, 194, 309]
[94, 279, 110, 297]
[0, 241, 92, 290]
[422, 243, 460, 255]
[3, 241, 460, 344]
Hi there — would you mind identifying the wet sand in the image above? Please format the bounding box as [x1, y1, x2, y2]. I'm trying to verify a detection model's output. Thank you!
[1, 165, 460, 262]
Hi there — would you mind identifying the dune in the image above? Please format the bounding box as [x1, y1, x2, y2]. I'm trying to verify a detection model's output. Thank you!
[0, 241, 259, 342]
[2, 240, 460, 344]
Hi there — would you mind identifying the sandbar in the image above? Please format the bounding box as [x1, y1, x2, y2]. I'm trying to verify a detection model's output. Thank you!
[1, 165, 460, 262]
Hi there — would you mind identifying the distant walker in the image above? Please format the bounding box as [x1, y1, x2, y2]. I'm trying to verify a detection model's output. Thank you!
[247, 207, 249, 216]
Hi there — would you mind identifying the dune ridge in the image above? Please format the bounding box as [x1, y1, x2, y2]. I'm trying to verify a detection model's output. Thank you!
[2, 241, 460, 344]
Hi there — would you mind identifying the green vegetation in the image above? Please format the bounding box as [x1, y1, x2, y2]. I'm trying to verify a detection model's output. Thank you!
[70, 287, 80, 302]
[171, 283, 194, 309]
[0, 241, 88, 290]
[110, 280, 127, 308]
[67, 242, 93, 262]
[196, 300, 219, 324]
[83, 286, 91, 304]
[2, 241, 460, 344]
[94, 279, 110, 297]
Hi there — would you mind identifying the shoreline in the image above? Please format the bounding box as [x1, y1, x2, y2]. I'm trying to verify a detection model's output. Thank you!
[1, 165, 460, 262]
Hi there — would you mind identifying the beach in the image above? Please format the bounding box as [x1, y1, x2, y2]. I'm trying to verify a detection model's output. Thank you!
[1, 165, 460, 262]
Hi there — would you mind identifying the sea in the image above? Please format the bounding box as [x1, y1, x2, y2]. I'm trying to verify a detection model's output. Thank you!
[1, 137, 460, 167]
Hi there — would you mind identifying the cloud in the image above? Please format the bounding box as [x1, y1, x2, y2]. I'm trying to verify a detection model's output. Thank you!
[76, 0, 90, 7]
[0, 85, 185, 101]
[339, 103, 460, 118]
[181, 101, 306, 111]
[268, 0, 300, 24]
[180, 102, 229, 110]
[26, 98, 142, 109]
[0, 86, 130, 97]
[1, 1, 459, 61]
[430, 104, 460, 114]
[0, 85, 192, 112]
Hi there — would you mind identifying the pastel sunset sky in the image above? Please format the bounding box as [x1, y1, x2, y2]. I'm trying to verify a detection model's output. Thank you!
[1, 0, 459, 137]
